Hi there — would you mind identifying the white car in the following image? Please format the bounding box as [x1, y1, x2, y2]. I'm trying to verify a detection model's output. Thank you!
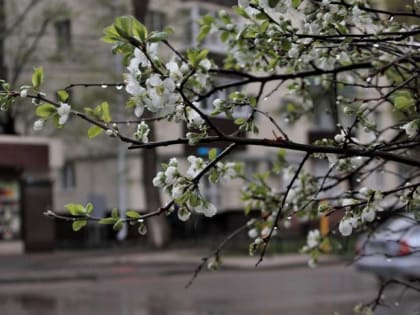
[354, 214, 420, 280]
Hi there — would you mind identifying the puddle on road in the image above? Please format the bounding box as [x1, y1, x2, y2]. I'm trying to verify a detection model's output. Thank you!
[0, 294, 57, 315]
[0, 293, 233, 315]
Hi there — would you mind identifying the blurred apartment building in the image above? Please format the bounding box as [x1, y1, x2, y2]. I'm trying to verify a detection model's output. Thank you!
[0, 0, 395, 251]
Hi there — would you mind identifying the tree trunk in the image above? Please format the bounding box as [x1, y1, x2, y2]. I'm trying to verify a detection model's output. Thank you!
[0, 0, 16, 134]
[132, 0, 170, 248]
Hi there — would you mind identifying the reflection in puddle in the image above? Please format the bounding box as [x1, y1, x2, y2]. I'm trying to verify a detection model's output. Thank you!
[0, 294, 57, 315]
[0, 293, 232, 315]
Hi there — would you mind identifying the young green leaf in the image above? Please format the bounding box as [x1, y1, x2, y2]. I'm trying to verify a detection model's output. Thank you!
[57, 90, 69, 102]
[88, 125, 104, 138]
[65, 203, 87, 216]
[32, 67, 44, 90]
[113, 219, 124, 231]
[98, 217, 117, 225]
[85, 202, 94, 215]
[100, 102, 111, 123]
[35, 103, 56, 118]
[72, 220, 87, 231]
[126, 210, 141, 219]
[148, 32, 168, 43]
[111, 208, 119, 219]
[208, 148, 218, 161]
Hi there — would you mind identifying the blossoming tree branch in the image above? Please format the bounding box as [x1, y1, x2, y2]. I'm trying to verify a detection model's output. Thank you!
[1, 0, 420, 301]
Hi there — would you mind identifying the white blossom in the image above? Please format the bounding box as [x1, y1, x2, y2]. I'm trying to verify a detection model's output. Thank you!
[177, 208, 191, 222]
[134, 105, 144, 118]
[152, 171, 165, 188]
[33, 119, 44, 131]
[307, 229, 321, 249]
[186, 155, 205, 178]
[361, 207, 376, 223]
[134, 121, 150, 143]
[57, 102, 71, 125]
[334, 130, 346, 143]
[20, 89, 28, 98]
[342, 198, 355, 207]
[195, 202, 217, 217]
[308, 258, 317, 268]
[166, 61, 182, 80]
[248, 228, 258, 239]
[199, 59, 211, 71]
[187, 108, 205, 128]
[164, 166, 177, 185]
[171, 182, 185, 199]
[401, 120, 418, 138]
[339, 218, 353, 236]
[168, 157, 178, 167]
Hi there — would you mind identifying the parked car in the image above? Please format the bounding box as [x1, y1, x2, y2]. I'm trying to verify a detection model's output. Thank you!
[354, 214, 420, 280]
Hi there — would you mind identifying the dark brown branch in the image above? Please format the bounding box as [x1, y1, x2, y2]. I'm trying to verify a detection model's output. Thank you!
[185, 223, 248, 288]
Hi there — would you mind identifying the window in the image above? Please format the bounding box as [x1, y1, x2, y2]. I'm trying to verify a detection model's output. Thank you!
[55, 19, 71, 53]
[145, 10, 166, 32]
[61, 161, 76, 190]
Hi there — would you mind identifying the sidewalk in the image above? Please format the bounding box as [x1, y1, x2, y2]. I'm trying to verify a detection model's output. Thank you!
[0, 248, 344, 284]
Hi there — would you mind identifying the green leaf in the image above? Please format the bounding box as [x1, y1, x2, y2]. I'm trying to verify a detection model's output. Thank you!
[201, 15, 214, 25]
[35, 103, 56, 118]
[98, 217, 117, 225]
[197, 25, 211, 42]
[113, 219, 124, 231]
[65, 203, 86, 216]
[111, 208, 119, 219]
[268, 0, 280, 7]
[234, 118, 246, 125]
[100, 102, 111, 123]
[72, 220, 87, 231]
[88, 125, 104, 138]
[234, 6, 250, 18]
[291, 0, 302, 8]
[148, 32, 168, 43]
[57, 90, 69, 102]
[208, 148, 218, 161]
[126, 210, 141, 219]
[220, 31, 230, 42]
[281, 39, 291, 51]
[85, 202, 94, 215]
[394, 95, 415, 112]
[132, 17, 147, 41]
[114, 16, 133, 38]
[32, 67, 44, 90]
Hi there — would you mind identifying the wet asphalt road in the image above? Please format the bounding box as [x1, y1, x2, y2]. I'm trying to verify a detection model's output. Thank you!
[0, 264, 418, 315]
